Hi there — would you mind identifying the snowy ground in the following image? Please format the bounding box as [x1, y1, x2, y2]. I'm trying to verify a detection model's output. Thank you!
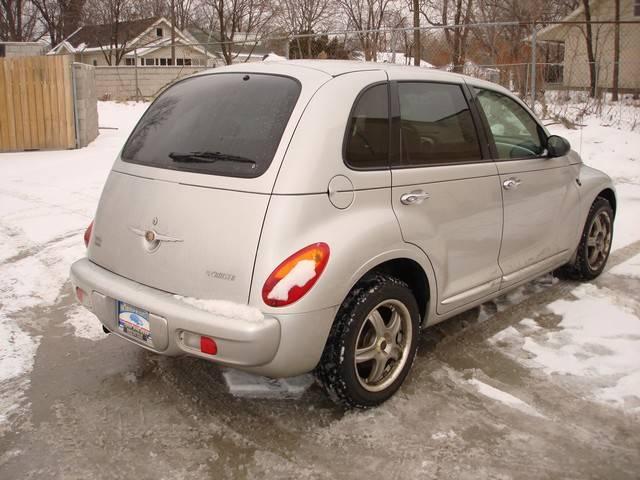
[0, 101, 639, 478]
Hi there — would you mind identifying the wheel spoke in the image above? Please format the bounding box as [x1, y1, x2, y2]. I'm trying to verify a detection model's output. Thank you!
[387, 310, 402, 338]
[355, 343, 377, 364]
[389, 344, 403, 361]
[593, 217, 603, 236]
[368, 310, 386, 337]
[587, 236, 597, 247]
[367, 354, 388, 384]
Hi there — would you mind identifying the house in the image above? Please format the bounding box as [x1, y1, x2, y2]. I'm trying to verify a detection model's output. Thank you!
[537, 0, 640, 92]
[0, 41, 49, 58]
[48, 17, 218, 67]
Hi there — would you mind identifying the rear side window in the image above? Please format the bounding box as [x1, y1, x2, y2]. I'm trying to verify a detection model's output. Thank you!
[474, 88, 545, 159]
[121, 73, 300, 178]
[398, 83, 482, 166]
[345, 84, 389, 169]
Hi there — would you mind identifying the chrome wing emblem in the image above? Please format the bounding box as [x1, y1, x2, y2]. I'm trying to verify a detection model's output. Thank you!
[129, 226, 183, 243]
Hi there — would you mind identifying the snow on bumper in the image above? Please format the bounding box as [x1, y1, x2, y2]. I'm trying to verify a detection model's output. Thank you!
[69, 258, 280, 368]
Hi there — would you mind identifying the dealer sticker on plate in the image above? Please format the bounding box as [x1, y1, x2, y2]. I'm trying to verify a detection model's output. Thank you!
[117, 301, 152, 345]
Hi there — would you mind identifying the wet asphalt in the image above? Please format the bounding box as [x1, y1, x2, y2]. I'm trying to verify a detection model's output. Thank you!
[1, 241, 639, 480]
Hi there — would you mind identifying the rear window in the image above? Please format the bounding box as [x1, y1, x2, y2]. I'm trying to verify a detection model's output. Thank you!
[121, 73, 301, 178]
[344, 83, 390, 169]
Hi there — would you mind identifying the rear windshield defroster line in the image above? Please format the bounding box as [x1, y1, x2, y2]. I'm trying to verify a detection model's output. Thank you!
[121, 73, 301, 179]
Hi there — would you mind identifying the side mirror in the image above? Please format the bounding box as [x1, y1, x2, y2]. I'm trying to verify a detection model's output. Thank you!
[547, 135, 571, 157]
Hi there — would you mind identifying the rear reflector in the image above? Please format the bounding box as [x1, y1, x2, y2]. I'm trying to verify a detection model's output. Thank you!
[200, 336, 218, 355]
[84, 221, 94, 248]
[75, 286, 86, 304]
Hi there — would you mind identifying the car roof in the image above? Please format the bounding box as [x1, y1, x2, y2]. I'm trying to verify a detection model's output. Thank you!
[196, 59, 514, 97]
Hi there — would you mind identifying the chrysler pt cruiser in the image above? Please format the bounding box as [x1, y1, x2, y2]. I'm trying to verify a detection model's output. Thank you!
[71, 60, 615, 408]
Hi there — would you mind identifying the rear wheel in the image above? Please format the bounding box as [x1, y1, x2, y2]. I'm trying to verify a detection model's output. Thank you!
[315, 274, 420, 408]
[559, 197, 614, 280]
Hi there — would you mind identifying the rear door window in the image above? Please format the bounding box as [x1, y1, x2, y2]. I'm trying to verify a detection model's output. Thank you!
[344, 83, 390, 169]
[121, 73, 301, 178]
[397, 82, 482, 167]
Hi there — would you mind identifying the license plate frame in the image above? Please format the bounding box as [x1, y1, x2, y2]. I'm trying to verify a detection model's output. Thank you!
[117, 301, 153, 345]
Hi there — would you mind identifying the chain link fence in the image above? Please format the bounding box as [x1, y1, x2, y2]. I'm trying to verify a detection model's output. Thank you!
[89, 20, 640, 128]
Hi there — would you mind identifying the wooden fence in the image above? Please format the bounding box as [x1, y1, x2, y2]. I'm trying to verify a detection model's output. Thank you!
[0, 55, 76, 152]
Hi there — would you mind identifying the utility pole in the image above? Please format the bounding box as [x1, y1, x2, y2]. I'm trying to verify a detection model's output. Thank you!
[413, 0, 421, 66]
[171, 0, 176, 66]
[612, 0, 620, 101]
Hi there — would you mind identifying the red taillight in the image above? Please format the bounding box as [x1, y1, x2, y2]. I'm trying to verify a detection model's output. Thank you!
[84, 221, 94, 248]
[262, 243, 330, 307]
[200, 336, 218, 355]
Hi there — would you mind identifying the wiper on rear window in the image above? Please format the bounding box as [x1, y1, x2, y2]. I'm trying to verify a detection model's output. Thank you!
[168, 151, 256, 167]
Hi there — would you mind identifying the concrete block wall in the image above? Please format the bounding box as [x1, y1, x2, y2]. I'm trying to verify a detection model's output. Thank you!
[73, 63, 99, 147]
[94, 66, 209, 100]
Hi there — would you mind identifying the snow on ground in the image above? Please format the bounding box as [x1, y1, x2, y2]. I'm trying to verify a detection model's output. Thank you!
[64, 305, 107, 341]
[490, 283, 640, 413]
[609, 252, 640, 279]
[0, 101, 148, 429]
[467, 378, 546, 418]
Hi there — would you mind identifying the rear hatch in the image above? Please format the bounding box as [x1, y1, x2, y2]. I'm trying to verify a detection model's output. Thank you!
[88, 70, 318, 304]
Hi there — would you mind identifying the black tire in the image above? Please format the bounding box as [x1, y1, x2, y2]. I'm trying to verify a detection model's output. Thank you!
[314, 273, 420, 408]
[558, 197, 614, 281]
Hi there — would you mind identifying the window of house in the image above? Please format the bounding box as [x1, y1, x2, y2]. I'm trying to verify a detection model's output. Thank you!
[160, 58, 167, 66]
[125, 58, 134, 66]
[177, 58, 184, 66]
[344, 84, 390, 169]
[185, 58, 192, 66]
[145, 58, 154, 66]
[397, 83, 482, 166]
[92, 59, 97, 66]
[474, 88, 545, 159]
[635, 0, 640, 16]
[156, 27, 163, 37]
[0, 45, 5, 58]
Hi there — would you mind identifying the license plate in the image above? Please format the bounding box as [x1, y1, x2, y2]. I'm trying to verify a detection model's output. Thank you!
[117, 301, 152, 345]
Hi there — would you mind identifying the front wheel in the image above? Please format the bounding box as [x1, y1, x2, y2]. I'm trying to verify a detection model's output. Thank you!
[315, 274, 420, 408]
[560, 197, 614, 280]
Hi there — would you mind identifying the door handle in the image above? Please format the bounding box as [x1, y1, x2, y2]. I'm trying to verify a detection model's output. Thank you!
[503, 177, 522, 190]
[400, 190, 430, 205]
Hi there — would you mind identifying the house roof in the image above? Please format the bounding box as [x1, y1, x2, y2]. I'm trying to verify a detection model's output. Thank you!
[63, 17, 161, 49]
[184, 26, 269, 58]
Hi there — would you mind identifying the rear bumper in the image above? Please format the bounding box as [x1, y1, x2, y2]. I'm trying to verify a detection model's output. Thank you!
[71, 258, 336, 377]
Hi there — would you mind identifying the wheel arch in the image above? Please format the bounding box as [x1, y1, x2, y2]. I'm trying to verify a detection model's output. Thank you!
[597, 187, 617, 218]
[345, 252, 435, 325]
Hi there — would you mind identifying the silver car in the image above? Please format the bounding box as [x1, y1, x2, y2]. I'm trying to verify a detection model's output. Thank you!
[71, 60, 615, 408]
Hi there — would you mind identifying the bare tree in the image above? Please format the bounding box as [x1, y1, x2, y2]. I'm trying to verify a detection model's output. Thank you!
[205, 0, 274, 65]
[420, 0, 475, 72]
[337, 0, 393, 61]
[276, 0, 333, 58]
[581, 0, 597, 97]
[32, 0, 86, 46]
[0, 0, 39, 41]
[84, 0, 134, 65]
[412, 0, 420, 66]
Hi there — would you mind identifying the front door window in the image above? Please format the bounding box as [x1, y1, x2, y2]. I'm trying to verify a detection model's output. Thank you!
[475, 88, 545, 159]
